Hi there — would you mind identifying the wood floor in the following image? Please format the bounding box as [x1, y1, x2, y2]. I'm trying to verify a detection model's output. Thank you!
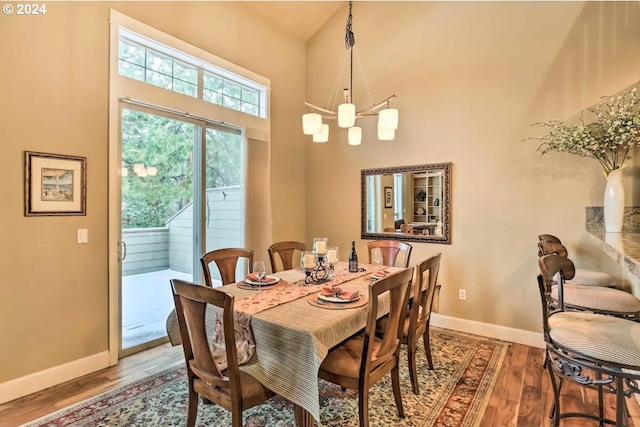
[0, 340, 638, 427]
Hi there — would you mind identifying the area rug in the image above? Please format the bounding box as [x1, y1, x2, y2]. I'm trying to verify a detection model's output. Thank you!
[24, 328, 508, 427]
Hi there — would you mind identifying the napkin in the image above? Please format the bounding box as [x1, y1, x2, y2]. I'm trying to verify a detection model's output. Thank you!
[320, 285, 360, 301]
[246, 274, 277, 284]
[372, 269, 390, 279]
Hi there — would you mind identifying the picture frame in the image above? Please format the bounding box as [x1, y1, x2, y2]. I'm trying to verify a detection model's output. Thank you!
[24, 151, 87, 216]
[384, 186, 393, 208]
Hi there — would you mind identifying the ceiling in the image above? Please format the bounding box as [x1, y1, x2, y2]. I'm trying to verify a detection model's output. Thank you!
[242, 1, 345, 42]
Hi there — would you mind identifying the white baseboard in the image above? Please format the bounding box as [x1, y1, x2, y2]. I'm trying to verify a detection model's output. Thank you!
[432, 313, 545, 349]
[0, 317, 546, 405]
[0, 351, 110, 405]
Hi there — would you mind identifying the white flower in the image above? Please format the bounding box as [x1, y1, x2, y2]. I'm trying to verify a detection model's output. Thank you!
[526, 86, 640, 176]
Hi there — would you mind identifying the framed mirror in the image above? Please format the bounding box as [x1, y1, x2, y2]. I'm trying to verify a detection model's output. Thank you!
[361, 163, 451, 244]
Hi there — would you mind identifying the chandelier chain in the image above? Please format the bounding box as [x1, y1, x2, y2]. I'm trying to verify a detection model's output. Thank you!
[345, 1, 355, 50]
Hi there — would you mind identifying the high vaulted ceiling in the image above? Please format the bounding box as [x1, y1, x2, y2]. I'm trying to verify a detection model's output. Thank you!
[242, 1, 345, 42]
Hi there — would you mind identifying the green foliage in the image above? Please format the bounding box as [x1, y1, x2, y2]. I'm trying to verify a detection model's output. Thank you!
[121, 109, 242, 229]
[527, 87, 640, 176]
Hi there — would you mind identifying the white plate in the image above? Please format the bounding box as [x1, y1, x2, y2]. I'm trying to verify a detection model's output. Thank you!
[244, 276, 281, 286]
[318, 293, 360, 303]
[371, 273, 388, 280]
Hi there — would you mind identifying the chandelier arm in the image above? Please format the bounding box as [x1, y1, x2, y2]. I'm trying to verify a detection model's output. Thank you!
[356, 95, 397, 115]
[305, 102, 338, 116]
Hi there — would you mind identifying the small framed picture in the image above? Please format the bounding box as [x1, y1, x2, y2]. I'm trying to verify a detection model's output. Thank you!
[384, 186, 393, 208]
[24, 151, 87, 216]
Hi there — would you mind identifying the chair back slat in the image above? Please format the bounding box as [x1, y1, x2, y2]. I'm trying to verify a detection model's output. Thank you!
[201, 248, 254, 286]
[367, 240, 413, 268]
[268, 241, 306, 272]
[411, 253, 442, 332]
[171, 279, 230, 381]
[363, 269, 413, 373]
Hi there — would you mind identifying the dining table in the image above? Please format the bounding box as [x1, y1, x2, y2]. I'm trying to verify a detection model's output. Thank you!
[170, 262, 406, 426]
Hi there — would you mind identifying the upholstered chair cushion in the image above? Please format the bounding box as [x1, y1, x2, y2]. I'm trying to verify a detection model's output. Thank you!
[550, 284, 640, 314]
[565, 268, 617, 288]
[319, 335, 382, 379]
[548, 312, 640, 366]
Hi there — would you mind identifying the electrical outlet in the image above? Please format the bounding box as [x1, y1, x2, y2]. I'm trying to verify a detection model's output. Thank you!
[459, 289, 467, 300]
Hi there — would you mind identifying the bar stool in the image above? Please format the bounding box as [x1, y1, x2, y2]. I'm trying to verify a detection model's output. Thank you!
[537, 254, 640, 427]
[538, 253, 640, 321]
[538, 238, 617, 288]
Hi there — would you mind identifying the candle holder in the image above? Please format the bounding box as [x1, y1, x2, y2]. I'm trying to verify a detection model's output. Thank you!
[300, 250, 330, 285]
[313, 237, 328, 263]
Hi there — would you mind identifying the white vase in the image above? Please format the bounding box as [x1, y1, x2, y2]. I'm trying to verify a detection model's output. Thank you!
[604, 168, 625, 232]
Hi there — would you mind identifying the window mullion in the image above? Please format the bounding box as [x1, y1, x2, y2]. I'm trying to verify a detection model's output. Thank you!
[197, 67, 204, 101]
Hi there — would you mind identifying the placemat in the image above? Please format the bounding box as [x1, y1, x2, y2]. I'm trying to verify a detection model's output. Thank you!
[306, 293, 369, 309]
[236, 280, 287, 291]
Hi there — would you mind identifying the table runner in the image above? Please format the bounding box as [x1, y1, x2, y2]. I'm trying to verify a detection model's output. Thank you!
[210, 265, 374, 369]
[234, 265, 374, 314]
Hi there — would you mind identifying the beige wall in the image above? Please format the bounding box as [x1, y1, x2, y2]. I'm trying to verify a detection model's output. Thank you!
[0, 2, 306, 382]
[2, 0, 640, 393]
[305, 1, 640, 332]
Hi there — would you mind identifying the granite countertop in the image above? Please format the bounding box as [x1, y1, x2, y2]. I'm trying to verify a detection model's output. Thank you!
[586, 231, 640, 279]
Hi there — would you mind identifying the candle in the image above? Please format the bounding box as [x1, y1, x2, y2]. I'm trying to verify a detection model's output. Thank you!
[327, 249, 337, 264]
[316, 240, 327, 255]
[303, 253, 316, 269]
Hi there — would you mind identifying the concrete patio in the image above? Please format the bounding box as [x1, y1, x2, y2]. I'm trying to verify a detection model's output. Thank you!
[122, 268, 193, 349]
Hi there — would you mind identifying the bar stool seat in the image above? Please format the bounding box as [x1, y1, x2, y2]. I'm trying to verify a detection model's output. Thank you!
[550, 283, 640, 317]
[548, 311, 640, 366]
[538, 239, 618, 288]
[566, 268, 617, 288]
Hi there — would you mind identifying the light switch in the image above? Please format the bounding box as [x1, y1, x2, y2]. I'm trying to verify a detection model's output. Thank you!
[383, 213, 387, 219]
[77, 228, 88, 243]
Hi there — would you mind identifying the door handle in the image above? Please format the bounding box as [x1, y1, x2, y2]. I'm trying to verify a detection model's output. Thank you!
[118, 241, 127, 261]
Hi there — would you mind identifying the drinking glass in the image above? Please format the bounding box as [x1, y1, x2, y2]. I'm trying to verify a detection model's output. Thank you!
[253, 261, 266, 283]
[327, 246, 339, 279]
[373, 248, 383, 266]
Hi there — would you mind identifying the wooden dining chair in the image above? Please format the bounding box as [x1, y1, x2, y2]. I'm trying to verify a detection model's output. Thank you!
[400, 224, 414, 234]
[367, 240, 413, 268]
[379, 253, 442, 394]
[171, 279, 274, 427]
[318, 268, 413, 427]
[407, 255, 441, 390]
[267, 241, 306, 273]
[201, 248, 254, 287]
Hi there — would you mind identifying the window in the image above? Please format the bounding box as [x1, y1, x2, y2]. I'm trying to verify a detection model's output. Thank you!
[118, 28, 266, 119]
[393, 173, 403, 220]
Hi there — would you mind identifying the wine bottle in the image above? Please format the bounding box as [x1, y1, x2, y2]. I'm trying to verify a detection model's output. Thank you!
[348, 241, 358, 273]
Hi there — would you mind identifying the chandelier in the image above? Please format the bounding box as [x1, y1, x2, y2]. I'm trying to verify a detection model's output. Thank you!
[302, 1, 398, 145]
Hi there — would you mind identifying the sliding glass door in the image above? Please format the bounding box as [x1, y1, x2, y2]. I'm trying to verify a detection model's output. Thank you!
[118, 106, 246, 354]
[119, 107, 200, 352]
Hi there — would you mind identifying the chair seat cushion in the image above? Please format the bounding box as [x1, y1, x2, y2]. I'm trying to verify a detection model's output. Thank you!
[548, 312, 640, 367]
[565, 268, 617, 287]
[551, 284, 640, 314]
[319, 335, 382, 379]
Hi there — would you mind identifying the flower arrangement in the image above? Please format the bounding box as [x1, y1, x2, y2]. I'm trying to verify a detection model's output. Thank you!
[527, 86, 640, 176]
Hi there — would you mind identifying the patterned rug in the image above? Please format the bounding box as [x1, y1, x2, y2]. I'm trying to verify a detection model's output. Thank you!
[24, 328, 508, 427]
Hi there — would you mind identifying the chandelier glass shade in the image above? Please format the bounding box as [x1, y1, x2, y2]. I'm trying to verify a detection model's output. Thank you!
[302, 1, 398, 146]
